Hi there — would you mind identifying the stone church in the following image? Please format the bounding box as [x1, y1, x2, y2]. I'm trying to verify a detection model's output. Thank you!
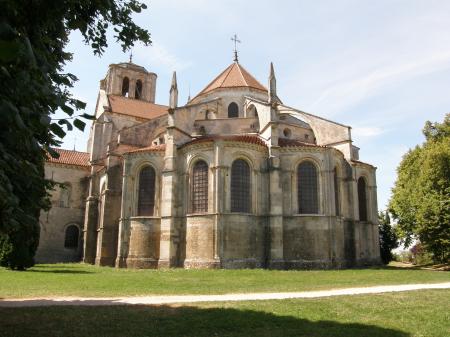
[37, 55, 381, 269]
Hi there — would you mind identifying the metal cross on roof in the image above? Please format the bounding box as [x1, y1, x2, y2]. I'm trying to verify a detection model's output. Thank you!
[231, 34, 241, 63]
[129, 51, 133, 63]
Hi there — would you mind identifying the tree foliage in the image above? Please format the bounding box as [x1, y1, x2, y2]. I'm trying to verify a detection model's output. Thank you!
[389, 114, 450, 263]
[0, 0, 150, 269]
[378, 211, 398, 264]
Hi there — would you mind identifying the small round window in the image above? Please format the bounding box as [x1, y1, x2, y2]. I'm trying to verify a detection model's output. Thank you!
[283, 128, 292, 138]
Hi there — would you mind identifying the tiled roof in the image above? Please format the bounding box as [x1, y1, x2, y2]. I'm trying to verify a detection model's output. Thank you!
[108, 95, 168, 120]
[278, 138, 327, 148]
[46, 148, 90, 168]
[125, 144, 166, 154]
[181, 135, 267, 148]
[351, 159, 375, 168]
[194, 62, 267, 98]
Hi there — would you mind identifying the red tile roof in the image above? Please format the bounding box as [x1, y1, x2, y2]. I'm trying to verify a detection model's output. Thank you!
[278, 138, 327, 148]
[125, 144, 166, 154]
[194, 62, 267, 99]
[46, 148, 90, 168]
[181, 135, 267, 148]
[108, 95, 168, 120]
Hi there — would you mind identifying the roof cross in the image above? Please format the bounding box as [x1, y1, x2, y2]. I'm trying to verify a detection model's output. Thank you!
[231, 34, 241, 63]
[129, 51, 133, 63]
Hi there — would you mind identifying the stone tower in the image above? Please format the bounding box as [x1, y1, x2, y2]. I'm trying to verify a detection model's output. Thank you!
[100, 62, 157, 102]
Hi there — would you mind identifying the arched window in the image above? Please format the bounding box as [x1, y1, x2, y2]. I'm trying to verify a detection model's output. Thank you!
[297, 161, 319, 214]
[333, 167, 340, 216]
[59, 183, 71, 208]
[358, 177, 368, 221]
[283, 128, 292, 138]
[122, 77, 129, 97]
[231, 159, 251, 213]
[138, 166, 156, 216]
[228, 102, 239, 118]
[135, 79, 143, 99]
[191, 160, 208, 213]
[64, 225, 79, 249]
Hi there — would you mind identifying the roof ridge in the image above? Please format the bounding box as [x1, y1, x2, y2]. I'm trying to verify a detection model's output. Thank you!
[236, 63, 248, 86]
[218, 63, 235, 87]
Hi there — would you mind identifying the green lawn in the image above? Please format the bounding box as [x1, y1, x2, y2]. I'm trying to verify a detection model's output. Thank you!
[0, 290, 448, 336]
[0, 263, 448, 298]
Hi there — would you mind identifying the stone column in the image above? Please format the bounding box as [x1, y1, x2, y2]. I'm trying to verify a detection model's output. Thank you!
[83, 195, 98, 264]
[158, 130, 178, 268]
[212, 141, 224, 265]
[115, 158, 132, 267]
[268, 152, 284, 269]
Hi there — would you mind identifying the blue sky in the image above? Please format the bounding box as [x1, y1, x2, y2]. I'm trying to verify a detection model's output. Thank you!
[60, 0, 450, 210]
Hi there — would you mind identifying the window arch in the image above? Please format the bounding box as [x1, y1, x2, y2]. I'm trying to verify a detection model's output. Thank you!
[358, 177, 368, 221]
[333, 167, 340, 216]
[283, 128, 292, 138]
[191, 160, 208, 213]
[122, 77, 129, 97]
[59, 183, 71, 208]
[64, 224, 79, 249]
[135, 79, 143, 99]
[228, 102, 239, 118]
[137, 166, 156, 216]
[231, 159, 251, 213]
[297, 161, 319, 214]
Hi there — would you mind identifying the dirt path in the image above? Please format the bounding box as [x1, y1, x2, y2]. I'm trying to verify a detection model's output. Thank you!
[1, 282, 449, 307]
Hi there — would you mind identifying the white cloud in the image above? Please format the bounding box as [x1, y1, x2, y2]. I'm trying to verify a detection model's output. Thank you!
[133, 42, 192, 73]
[352, 126, 384, 139]
[307, 51, 450, 117]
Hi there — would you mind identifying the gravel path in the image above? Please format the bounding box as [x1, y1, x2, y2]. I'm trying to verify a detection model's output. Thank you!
[1, 282, 449, 307]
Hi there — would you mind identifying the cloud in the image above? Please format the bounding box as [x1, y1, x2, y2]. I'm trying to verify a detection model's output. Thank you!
[133, 42, 192, 73]
[352, 126, 384, 139]
[308, 51, 450, 117]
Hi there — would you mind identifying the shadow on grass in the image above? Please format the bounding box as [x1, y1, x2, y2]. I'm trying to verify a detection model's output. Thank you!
[26, 269, 93, 274]
[0, 304, 410, 337]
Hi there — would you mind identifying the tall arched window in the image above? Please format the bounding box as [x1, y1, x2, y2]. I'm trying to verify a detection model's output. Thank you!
[135, 79, 143, 99]
[64, 224, 79, 249]
[191, 160, 208, 213]
[333, 167, 340, 216]
[228, 102, 239, 118]
[138, 166, 156, 216]
[358, 177, 368, 221]
[122, 77, 129, 97]
[231, 159, 251, 213]
[297, 161, 319, 214]
[59, 183, 71, 208]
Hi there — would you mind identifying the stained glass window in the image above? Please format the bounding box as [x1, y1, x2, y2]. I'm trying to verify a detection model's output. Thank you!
[192, 160, 208, 213]
[231, 159, 251, 213]
[138, 166, 155, 216]
[358, 177, 367, 221]
[297, 161, 319, 214]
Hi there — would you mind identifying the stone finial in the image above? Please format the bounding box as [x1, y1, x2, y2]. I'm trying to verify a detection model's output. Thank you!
[169, 71, 178, 109]
[268, 62, 277, 104]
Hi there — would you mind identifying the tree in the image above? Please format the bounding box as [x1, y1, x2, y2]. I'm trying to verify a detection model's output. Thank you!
[0, 0, 150, 269]
[378, 211, 398, 264]
[389, 114, 450, 263]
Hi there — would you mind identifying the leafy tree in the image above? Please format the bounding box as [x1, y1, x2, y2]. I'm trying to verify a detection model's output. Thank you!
[389, 114, 450, 263]
[0, 0, 150, 269]
[378, 211, 398, 264]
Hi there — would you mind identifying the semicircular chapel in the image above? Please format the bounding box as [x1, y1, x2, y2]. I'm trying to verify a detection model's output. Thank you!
[38, 57, 380, 269]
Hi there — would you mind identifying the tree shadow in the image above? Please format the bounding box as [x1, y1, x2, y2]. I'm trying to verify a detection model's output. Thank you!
[0, 303, 411, 337]
[27, 269, 93, 274]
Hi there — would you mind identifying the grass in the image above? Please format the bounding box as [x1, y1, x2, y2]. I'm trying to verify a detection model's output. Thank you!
[0, 290, 448, 336]
[0, 262, 448, 298]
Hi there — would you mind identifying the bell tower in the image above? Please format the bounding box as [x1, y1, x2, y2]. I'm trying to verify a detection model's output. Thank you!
[100, 61, 157, 103]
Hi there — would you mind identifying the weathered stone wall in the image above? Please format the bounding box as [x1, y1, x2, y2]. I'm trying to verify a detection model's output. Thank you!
[36, 164, 89, 263]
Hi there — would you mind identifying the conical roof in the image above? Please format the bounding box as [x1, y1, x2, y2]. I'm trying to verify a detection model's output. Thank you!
[194, 62, 267, 98]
